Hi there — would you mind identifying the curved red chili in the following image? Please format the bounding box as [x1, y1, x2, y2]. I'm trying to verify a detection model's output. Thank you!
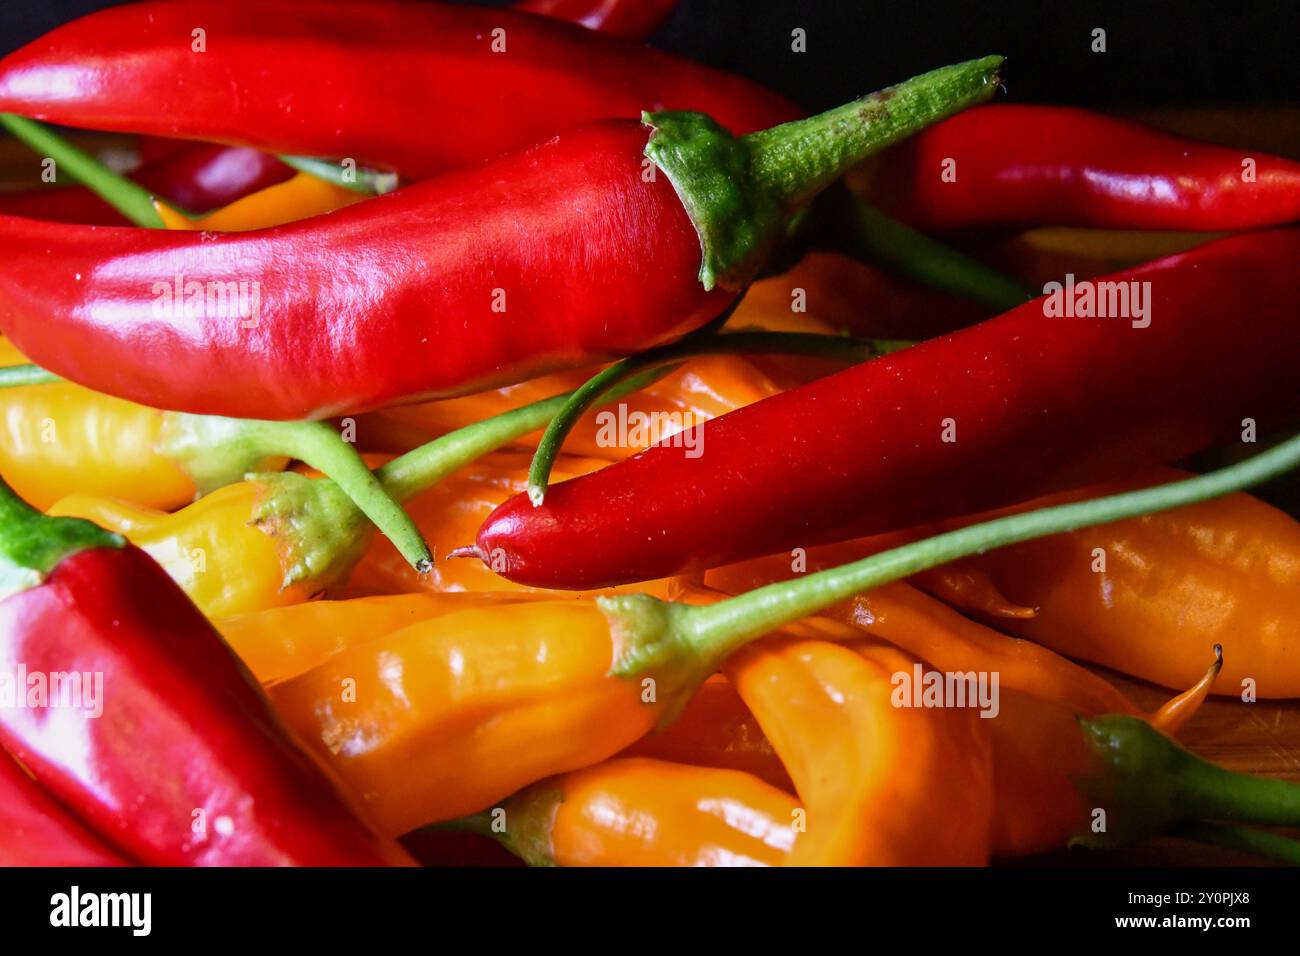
[1, 747, 131, 866]
[0, 143, 291, 225]
[0, 0, 796, 178]
[476, 228, 1300, 589]
[864, 104, 1300, 232]
[0, 479, 413, 866]
[0, 59, 1003, 420]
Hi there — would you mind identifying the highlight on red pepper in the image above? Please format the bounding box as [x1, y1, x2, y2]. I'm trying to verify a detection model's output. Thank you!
[0, 476, 414, 865]
[0, 57, 1005, 420]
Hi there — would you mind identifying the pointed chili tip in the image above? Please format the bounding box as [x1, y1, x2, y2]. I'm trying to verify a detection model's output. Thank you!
[1213, 643, 1224, 663]
[446, 545, 486, 563]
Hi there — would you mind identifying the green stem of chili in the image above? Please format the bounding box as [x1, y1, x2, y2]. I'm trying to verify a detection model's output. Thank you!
[0, 114, 167, 227]
[831, 193, 1034, 311]
[652, 431, 1300, 669]
[1175, 822, 1300, 865]
[278, 155, 399, 195]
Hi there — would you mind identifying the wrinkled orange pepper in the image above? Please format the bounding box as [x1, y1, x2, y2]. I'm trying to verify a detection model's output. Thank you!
[268, 601, 666, 834]
[482, 757, 799, 867]
[725, 639, 993, 865]
[950, 468, 1300, 696]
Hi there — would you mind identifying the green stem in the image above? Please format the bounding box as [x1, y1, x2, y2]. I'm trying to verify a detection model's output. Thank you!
[244, 419, 430, 572]
[375, 366, 676, 504]
[746, 57, 1004, 209]
[1079, 715, 1300, 843]
[825, 191, 1033, 311]
[610, 431, 1300, 677]
[527, 330, 908, 505]
[1175, 822, 1300, 865]
[645, 55, 1003, 290]
[278, 155, 399, 195]
[0, 364, 61, 388]
[0, 114, 166, 227]
[0, 477, 123, 603]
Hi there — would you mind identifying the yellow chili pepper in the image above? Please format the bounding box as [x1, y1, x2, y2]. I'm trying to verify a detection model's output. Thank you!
[48, 483, 309, 617]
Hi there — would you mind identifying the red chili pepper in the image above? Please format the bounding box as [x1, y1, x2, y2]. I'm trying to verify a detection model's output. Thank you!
[0, 0, 796, 178]
[0, 143, 291, 225]
[515, 0, 678, 39]
[476, 228, 1300, 589]
[1, 747, 131, 866]
[0, 59, 1002, 420]
[0, 479, 414, 866]
[861, 104, 1300, 232]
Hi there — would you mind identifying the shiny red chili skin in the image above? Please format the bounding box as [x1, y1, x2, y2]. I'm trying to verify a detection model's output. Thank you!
[478, 228, 1300, 589]
[516, 0, 678, 39]
[0, 122, 718, 420]
[866, 104, 1300, 232]
[0, 544, 414, 866]
[1, 748, 130, 866]
[0, 0, 796, 178]
[0, 144, 291, 225]
[0, 121, 722, 420]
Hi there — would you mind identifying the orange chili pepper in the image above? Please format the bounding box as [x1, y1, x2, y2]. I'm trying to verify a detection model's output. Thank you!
[620, 674, 794, 792]
[268, 601, 665, 834]
[951, 468, 1300, 696]
[479, 757, 799, 867]
[724, 639, 993, 865]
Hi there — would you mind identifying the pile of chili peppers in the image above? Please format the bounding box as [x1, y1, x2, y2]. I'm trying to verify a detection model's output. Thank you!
[1, 0, 1299, 869]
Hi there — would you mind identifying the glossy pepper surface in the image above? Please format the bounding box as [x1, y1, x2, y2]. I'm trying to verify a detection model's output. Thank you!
[0, 0, 796, 179]
[0, 59, 1003, 420]
[0, 479, 413, 866]
[482, 757, 797, 867]
[726, 639, 993, 865]
[861, 104, 1300, 232]
[954, 469, 1300, 696]
[479, 229, 1300, 588]
[0, 747, 131, 866]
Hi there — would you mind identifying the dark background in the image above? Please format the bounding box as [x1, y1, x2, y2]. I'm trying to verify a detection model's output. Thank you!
[1, 0, 1297, 111]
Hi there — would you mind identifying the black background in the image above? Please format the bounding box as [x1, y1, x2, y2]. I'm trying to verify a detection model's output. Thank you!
[1, 0, 1297, 111]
